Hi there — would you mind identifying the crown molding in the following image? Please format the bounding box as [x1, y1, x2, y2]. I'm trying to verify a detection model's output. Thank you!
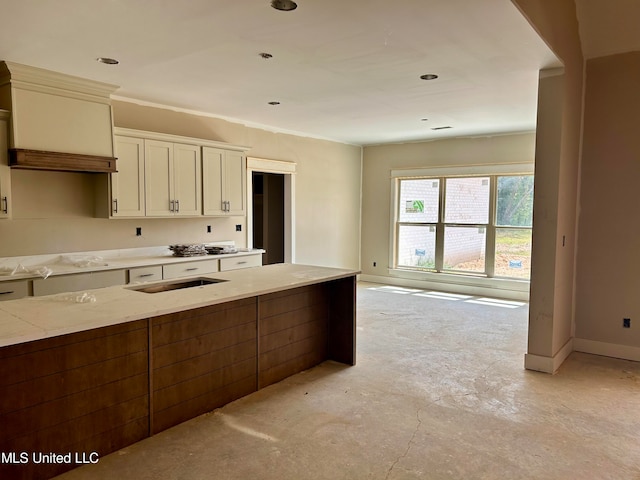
[0, 61, 118, 104]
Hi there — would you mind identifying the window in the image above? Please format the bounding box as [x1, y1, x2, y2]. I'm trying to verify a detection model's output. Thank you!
[394, 172, 533, 280]
[396, 179, 439, 269]
[494, 175, 534, 279]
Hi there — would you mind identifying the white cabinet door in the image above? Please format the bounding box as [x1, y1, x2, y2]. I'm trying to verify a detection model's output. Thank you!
[112, 136, 145, 217]
[146, 140, 201, 217]
[0, 280, 29, 300]
[202, 147, 246, 216]
[173, 143, 201, 216]
[202, 147, 225, 215]
[128, 265, 163, 283]
[145, 140, 174, 216]
[0, 111, 11, 219]
[219, 254, 262, 271]
[162, 258, 219, 279]
[33, 270, 127, 296]
[224, 150, 246, 216]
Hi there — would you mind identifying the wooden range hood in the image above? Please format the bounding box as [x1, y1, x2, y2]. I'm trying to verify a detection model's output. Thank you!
[1, 61, 119, 174]
[9, 148, 116, 173]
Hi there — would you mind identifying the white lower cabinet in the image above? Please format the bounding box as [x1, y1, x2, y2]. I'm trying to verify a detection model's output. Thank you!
[219, 254, 262, 271]
[33, 270, 127, 296]
[3, 253, 262, 298]
[0, 280, 30, 301]
[163, 259, 219, 280]
[128, 266, 163, 284]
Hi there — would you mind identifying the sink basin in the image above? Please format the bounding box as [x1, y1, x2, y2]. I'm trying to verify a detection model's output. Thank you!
[128, 277, 227, 294]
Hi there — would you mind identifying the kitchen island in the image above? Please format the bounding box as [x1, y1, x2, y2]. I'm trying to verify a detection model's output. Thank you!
[0, 263, 358, 480]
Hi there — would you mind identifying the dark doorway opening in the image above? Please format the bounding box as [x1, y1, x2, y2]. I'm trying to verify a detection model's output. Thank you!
[252, 172, 285, 265]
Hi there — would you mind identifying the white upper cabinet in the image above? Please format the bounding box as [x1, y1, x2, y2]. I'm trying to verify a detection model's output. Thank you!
[145, 140, 201, 217]
[0, 111, 11, 219]
[112, 136, 145, 217]
[202, 147, 246, 216]
[173, 143, 202, 216]
[224, 150, 246, 216]
[107, 128, 248, 219]
[144, 140, 173, 216]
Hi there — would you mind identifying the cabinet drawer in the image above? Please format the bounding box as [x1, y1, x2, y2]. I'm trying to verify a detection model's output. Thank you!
[128, 266, 163, 283]
[0, 279, 30, 300]
[163, 259, 219, 280]
[33, 270, 127, 296]
[219, 254, 262, 271]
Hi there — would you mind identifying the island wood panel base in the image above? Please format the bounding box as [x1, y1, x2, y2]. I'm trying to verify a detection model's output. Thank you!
[150, 298, 258, 434]
[0, 275, 356, 480]
[258, 284, 329, 388]
[0, 320, 149, 480]
[327, 276, 357, 365]
[257, 276, 356, 388]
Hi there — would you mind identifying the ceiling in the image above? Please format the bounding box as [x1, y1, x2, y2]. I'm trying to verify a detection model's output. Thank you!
[574, 0, 640, 59]
[0, 0, 564, 146]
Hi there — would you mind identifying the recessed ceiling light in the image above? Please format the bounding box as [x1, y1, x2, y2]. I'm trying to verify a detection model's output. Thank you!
[259, 52, 273, 59]
[268, 101, 281, 105]
[420, 74, 438, 80]
[96, 57, 119, 65]
[271, 0, 297, 11]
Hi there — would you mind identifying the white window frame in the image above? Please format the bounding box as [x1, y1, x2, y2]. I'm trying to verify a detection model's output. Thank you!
[389, 163, 534, 296]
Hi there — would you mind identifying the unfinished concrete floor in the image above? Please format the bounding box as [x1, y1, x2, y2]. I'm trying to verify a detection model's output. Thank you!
[56, 282, 640, 479]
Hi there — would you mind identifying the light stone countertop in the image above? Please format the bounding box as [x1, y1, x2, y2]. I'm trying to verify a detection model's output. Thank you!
[0, 263, 359, 348]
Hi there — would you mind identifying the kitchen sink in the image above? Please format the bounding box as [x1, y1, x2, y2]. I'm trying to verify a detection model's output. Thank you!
[128, 277, 227, 294]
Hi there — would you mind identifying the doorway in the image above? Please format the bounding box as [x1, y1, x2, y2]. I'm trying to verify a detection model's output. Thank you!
[246, 156, 296, 265]
[252, 172, 285, 265]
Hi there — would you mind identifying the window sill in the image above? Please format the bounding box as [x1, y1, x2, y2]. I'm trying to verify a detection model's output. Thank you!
[380, 268, 530, 300]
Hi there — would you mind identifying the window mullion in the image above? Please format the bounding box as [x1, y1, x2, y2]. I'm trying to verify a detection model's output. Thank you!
[486, 176, 497, 277]
[435, 176, 445, 272]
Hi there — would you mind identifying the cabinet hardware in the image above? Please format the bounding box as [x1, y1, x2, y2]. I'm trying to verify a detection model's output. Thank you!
[0, 290, 15, 295]
[175, 199, 180, 213]
[237, 261, 247, 265]
[169, 199, 175, 212]
[1, 196, 8, 214]
[138, 273, 155, 278]
[185, 267, 198, 271]
[112, 198, 118, 214]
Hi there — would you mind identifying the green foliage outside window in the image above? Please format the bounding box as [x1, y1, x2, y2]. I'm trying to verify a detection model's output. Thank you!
[496, 176, 534, 227]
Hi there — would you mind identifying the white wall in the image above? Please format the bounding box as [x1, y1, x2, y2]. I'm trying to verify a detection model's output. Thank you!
[512, 0, 585, 373]
[361, 133, 535, 279]
[574, 51, 640, 360]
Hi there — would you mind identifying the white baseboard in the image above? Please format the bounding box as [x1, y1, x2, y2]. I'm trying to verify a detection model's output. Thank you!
[524, 338, 574, 374]
[574, 338, 640, 362]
